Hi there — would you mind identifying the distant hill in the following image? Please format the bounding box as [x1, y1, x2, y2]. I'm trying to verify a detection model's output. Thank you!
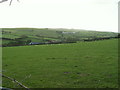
[1, 28, 119, 46]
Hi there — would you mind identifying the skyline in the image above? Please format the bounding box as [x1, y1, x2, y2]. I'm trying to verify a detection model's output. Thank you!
[0, 0, 119, 32]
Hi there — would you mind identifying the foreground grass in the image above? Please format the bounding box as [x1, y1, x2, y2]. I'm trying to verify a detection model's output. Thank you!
[2, 39, 118, 88]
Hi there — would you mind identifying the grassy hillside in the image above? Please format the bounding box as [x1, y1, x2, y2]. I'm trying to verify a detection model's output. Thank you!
[2, 39, 118, 88]
[1, 28, 118, 46]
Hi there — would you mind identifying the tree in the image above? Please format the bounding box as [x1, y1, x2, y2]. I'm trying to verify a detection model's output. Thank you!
[0, 0, 8, 3]
[0, 0, 19, 6]
[56, 31, 64, 41]
[20, 35, 28, 39]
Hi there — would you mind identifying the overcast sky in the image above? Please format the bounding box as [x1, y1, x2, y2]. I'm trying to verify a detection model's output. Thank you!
[0, 0, 119, 32]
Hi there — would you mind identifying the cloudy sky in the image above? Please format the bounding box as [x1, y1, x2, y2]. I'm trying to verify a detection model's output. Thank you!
[0, 0, 119, 32]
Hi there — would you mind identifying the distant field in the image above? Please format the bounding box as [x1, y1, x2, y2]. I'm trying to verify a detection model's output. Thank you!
[1, 28, 118, 46]
[2, 39, 118, 88]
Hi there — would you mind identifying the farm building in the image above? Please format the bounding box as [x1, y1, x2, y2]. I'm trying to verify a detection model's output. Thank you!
[62, 31, 76, 34]
[29, 42, 44, 45]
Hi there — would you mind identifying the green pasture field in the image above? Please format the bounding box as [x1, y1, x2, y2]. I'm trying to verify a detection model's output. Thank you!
[2, 39, 118, 88]
[1, 28, 118, 45]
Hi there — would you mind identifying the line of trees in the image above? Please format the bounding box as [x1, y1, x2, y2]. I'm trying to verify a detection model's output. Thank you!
[84, 35, 120, 42]
[3, 40, 31, 47]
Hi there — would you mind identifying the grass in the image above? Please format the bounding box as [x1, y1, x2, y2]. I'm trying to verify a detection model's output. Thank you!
[2, 39, 118, 88]
[1, 28, 118, 45]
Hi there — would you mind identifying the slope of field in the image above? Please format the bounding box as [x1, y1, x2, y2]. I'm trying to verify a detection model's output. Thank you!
[2, 39, 118, 88]
[1, 28, 118, 46]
